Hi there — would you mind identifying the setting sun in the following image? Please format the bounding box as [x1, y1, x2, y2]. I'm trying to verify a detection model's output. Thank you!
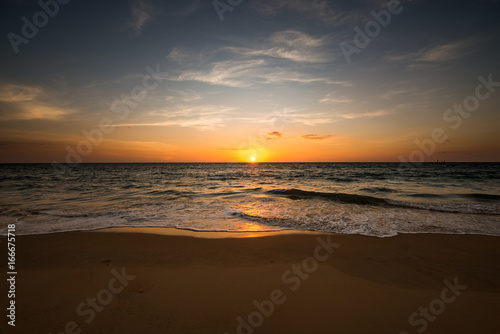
[251, 156, 256, 162]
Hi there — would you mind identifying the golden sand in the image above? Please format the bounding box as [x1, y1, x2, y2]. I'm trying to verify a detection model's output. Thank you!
[3, 230, 500, 333]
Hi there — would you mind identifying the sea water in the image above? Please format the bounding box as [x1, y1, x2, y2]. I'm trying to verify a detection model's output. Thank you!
[1, 162, 499, 237]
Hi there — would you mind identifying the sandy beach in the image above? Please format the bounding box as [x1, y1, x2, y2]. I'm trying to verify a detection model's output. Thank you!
[3, 229, 500, 334]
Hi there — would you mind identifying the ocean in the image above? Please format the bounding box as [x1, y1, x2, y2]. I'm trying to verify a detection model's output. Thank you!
[1, 162, 499, 237]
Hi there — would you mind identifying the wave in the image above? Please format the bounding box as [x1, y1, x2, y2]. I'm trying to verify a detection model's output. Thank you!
[459, 193, 500, 201]
[407, 193, 447, 198]
[265, 188, 500, 215]
[407, 192, 500, 202]
[266, 188, 388, 205]
[143, 189, 194, 196]
[3, 194, 500, 238]
[325, 177, 355, 182]
[360, 187, 394, 193]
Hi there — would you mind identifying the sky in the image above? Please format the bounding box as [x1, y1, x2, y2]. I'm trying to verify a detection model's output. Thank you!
[0, 0, 499, 163]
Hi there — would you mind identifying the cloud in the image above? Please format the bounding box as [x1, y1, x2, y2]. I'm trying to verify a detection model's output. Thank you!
[167, 47, 192, 63]
[385, 39, 475, 67]
[267, 131, 282, 138]
[250, 0, 350, 26]
[378, 87, 441, 101]
[319, 92, 354, 104]
[171, 59, 331, 88]
[417, 40, 473, 62]
[164, 89, 202, 103]
[301, 134, 332, 140]
[21, 104, 69, 120]
[266, 131, 284, 141]
[129, 0, 155, 35]
[222, 30, 331, 63]
[118, 105, 236, 130]
[173, 59, 265, 88]
[379, 88, 419, 100]
[168, 30, 336, 88]
[286, 111, 336, 126]
[0, 84, 41, 102]
[0, 83, 73, 120]
[329, 81, 353, 87]
[119, 117, 224, 130]
[336, 110, 393, 120]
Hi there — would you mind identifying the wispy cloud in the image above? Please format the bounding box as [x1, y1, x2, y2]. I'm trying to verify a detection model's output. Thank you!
[379, 88, 419, 100]
[267, 131, 282, 138]
[167, 47, 193, 64]
[170, 59, 331, 88]
[164, 89, 202, 104]
[336, 110, 393, 120]
[319, 92, 354, 104]
[250, 0, 349, 26]
[265, 131, 285, 141]
[0, 84, 41, 102]
[417, 40, 473, 62]
[386, 39, 475, 67]
[19, 104, 70, 120]
[168, 30, 335, 88]
[173, 59, 265, 88]
[129, 0, 155, 35]
[0, 83, 73, 120]
[301, 134, 332, 140]
[286, 111, 336, 126]
[329, 81, 353, 87]
[378, 87, 441, 100]
[118, 105, 236, 130]
[222, 30, 331, 63]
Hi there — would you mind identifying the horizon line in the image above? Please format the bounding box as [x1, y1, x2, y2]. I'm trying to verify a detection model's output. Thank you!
[1, 161, 499, 164]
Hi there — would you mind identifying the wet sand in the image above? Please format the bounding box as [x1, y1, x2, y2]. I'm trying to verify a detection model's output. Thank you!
[3, 229, 500, 333]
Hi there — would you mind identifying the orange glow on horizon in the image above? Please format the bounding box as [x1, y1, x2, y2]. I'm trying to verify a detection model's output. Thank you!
[1, 127, 499, 163]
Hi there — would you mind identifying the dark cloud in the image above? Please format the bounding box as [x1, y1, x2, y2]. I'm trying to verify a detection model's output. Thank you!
[266, 131, 283, 139]
[301, 134, 332, 140]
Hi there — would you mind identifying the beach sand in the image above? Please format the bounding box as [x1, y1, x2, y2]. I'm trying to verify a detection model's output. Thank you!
[3, 229, 500, 334]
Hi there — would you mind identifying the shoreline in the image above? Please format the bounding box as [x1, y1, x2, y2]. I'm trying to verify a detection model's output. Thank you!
[5, 224, 500, 239]
[91, 226, 500, 239]
[4, 230, 500, 333]
[91, 226, 326, 238]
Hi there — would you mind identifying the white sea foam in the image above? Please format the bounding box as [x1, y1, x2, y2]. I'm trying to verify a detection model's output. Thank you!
[1, 163, 499, 237]
[2, 195, 499, 238]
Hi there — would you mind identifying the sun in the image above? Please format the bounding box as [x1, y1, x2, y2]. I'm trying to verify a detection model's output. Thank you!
[250, 156, 256, 162]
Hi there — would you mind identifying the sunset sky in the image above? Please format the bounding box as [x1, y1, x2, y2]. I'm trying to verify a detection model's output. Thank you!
[1, 0, 499, 163]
